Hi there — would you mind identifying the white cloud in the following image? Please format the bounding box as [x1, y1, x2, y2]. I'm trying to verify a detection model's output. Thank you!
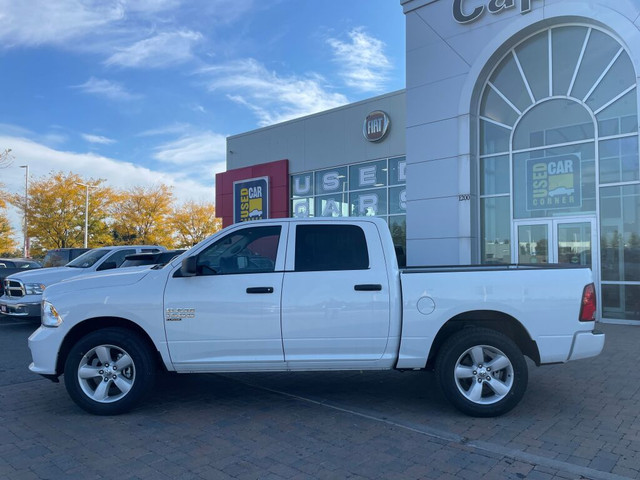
[0, 0, 255, 54]
[82, 133, 116, 145]
[148, 131, 227, 192]
[0, 0, 125, 48]
[201, 59, 349, 126]
[196, 0, 257, 25]
[73, 77, 141, 102]
[153, 131, 226, 166]
[328, 27, 392, 93]
[40, 133, 70, 147]
[0, 134, 218, 243]
[124, 0, 181, 13]
[105, 30, 203, 69]
[136, 123, 192, 137]
[0, 124, 69, 148]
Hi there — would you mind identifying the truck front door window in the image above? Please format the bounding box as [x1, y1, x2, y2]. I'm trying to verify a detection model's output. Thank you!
[197, 226, 281, 275]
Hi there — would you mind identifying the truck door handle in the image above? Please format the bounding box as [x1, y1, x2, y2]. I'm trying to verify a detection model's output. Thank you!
[354, 284, 382, 291]
[246, 287, 274, 294]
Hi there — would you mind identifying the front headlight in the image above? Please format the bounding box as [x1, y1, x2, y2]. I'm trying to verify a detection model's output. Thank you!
[41, 301, 63, 327]
[25, 283, 46, 295]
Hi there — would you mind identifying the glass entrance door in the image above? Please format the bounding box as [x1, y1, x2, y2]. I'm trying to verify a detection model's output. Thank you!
[516, 223, 549, 264]
[556, 222, 592, 266]
[514, 218, 597, 268]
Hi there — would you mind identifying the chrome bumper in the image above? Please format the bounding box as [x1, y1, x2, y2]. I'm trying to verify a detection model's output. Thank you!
[0, 298, 40, 317]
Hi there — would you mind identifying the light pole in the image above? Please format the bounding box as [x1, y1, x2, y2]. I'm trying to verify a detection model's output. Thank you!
[76, 182, 96, 248]
[19, 165, 28, 257]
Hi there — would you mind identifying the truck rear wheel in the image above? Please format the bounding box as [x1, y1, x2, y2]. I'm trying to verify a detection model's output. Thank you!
[64, 328, 156, 415]
[435, 328, 527, 417]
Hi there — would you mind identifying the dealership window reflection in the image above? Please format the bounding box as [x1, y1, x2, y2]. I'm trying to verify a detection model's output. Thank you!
[478, 24, 640, 323]
[290, 156, 406, 251]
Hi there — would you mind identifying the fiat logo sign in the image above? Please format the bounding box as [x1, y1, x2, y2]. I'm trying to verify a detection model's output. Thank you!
[363, 110, 390, 142]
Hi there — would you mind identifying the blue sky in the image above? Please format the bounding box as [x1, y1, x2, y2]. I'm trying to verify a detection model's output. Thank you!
[0, 0, 406, 242]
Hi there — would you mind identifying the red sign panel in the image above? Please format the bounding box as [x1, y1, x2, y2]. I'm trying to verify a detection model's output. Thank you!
[216, 159, 288, 228]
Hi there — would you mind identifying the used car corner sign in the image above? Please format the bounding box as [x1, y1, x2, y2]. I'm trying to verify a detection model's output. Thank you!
[233, 176, 269, 223]
[363, 110, 390, 142]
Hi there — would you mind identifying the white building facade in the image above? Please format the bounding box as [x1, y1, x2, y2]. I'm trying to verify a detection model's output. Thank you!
[403, 0, 640, 324]
[222, 0, 640, 324]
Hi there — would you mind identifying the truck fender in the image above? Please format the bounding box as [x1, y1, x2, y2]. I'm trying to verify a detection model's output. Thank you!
[425, 310, 540, 369]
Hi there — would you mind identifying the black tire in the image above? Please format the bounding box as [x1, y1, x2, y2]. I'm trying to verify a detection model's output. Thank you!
[435, 327, 528, 417]
[64, 328, 156, 415]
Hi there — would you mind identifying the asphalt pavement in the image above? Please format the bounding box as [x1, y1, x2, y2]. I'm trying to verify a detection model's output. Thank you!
[0, 316, 638, 480]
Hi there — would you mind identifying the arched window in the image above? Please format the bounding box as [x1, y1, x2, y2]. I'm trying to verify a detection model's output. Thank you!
[478, 25, 640, 322]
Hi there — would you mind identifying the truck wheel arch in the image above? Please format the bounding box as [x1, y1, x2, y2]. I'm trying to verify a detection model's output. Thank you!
[56, 317, 163, 376]
[426, 311, 540, 369]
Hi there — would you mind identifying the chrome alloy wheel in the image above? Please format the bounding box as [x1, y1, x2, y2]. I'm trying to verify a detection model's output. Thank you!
[77, 344, 136, 403]
[453, 344, 514, 405]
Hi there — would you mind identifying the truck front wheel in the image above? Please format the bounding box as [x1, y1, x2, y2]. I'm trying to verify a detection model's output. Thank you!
[435, 328, 528, 417]
[64, 328, 156, 415]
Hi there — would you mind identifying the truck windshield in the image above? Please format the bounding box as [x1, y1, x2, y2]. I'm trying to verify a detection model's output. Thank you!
[42, 251, 66, 268]
[67, 249, 109, 268]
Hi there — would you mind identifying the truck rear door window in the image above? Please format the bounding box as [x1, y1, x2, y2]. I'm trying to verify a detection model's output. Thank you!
[295, 224, 369, 272]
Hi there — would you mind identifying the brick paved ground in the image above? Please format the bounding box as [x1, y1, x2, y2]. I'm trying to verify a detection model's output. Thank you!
[0, 321, 638, 479]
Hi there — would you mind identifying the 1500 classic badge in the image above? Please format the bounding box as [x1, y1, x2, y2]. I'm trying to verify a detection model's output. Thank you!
[165, 308, 196, 321]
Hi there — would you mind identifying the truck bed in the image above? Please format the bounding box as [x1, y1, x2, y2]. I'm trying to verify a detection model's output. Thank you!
[402, 263, 590, 273]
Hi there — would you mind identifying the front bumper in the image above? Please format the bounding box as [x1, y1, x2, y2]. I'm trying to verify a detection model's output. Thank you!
[28, 325, 63, 375]
[567, 330, 606, 361]
[0, 296, 40, 317]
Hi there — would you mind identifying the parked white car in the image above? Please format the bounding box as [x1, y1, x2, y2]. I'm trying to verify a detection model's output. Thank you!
[1, 245, 164, 318]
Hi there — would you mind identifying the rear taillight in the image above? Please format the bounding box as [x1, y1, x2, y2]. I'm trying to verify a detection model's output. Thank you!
[579, 283, 597, 322]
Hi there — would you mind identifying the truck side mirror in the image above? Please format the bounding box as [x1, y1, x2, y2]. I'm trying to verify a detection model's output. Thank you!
[181, 257, 197, 277]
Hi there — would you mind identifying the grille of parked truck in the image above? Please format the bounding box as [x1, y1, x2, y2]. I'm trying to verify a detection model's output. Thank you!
[0, 258, 41, 297]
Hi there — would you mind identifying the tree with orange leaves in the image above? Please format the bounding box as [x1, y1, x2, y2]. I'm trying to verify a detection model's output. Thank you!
[170, 200, 222, 248]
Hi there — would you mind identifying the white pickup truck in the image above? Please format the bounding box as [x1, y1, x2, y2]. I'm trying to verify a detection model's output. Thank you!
[28, 218, 604, 417]
[1, 245, 165, 318]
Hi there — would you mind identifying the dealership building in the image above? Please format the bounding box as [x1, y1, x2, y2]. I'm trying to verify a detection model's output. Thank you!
[216, 0, 640, 325]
